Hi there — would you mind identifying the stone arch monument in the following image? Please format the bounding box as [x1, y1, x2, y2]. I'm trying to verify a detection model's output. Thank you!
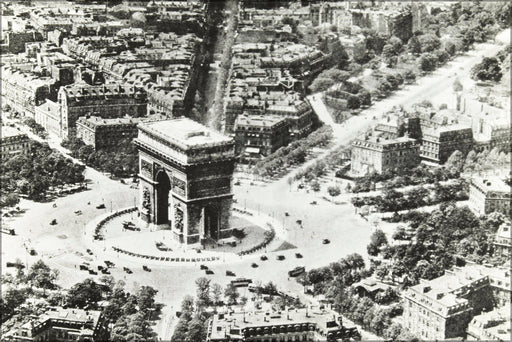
[134, 118, 235, 245]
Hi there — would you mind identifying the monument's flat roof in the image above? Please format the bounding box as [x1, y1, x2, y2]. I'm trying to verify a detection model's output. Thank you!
[140, 118, 232, 149]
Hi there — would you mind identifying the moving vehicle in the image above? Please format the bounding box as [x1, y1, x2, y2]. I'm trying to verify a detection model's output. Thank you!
[205, 269, 214, 275]
[50, 219, 57, 225]
[277, 255, 285, 261]
[322, 239, 330, 244]
[295, 253, 303, 258]
[143, 265, 151, 272]
[260, 255, 268, 261]
[226, 270, 235, 276]
[251, 263, 258, 268]
[288, 266, 306, 277]
[230, 278, 252, 287]
[96, 204, 106, 209]
[200, 264, 208, 270]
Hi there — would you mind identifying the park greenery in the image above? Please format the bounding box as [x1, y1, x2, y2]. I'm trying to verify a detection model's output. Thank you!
[368, 203, 508, 285]
[62, 137, 138, 178]
[1, 260, 160, 342]
[0, 141, 85, 201]
[252, 125, 333, 179]
[298, 253, 415, 340]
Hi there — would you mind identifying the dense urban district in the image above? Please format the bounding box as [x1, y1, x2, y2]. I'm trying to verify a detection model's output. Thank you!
[0, 0, 511, 342]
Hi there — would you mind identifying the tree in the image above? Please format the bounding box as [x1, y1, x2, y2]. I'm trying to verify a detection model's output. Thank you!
[471, 57, 502, 82]
[403, 69, 416, 84]
[224, 283, 239, 304]
[309, 77, 335, 93]
[418, 34, 441, 53]
[26, 260, 59, 290]
[211, 283, 223, 305]
[310, 180, 321, 192]
[347, 95, 361, 109]
[327, 185, 341, 197]
[0, 193, 19, 208]
[137, 286, 158, 313]
[66, 278, 103, 308]
[445, 150, 465, 172]
[195, 277, 211, 307]
[419, 53, 438, 72]
[452, 78, 463, 92]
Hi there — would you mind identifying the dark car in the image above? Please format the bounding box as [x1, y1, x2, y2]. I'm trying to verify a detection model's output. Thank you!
[96, 204, 106, 209]
[104, 260, 115, 267]
[143, 265, 151, 272]
[88, 269, 97, 275]
[226, 270, 235, 276]
[260, 255, 268, 261]
[86, 249, 93, 255]
[322, 239, 330, 244]
[251, 263, 258, 268]
[50, 219, 57, 225]
[295, 253, 303, 258]
[101, 268, 110, 274]
[200, 264, 208, 270]
[205, 269, 214, 275]
[277, 255, 285, 261]
[123, 267, 132, 274]
[97, 265, 104, 271]
[29, 249, 37, 256]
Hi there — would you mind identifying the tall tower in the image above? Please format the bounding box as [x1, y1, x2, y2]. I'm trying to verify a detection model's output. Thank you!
[134, 118, 235, 246]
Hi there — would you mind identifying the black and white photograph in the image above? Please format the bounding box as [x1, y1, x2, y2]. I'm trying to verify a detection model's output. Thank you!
[0, 0, 511, 341]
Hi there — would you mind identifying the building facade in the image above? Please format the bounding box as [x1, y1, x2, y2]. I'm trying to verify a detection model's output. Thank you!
[76, 116, 139, 150]
[1, 65, 56, 117]
[420, 125, 473, 164]
[58, 82, 148, 138]
[351, 135, 420, 176]
[134, 118, 235, 246]
[234, 114, 290, 160]
[207, 308, 360, 342]
[34, 99, 61, 138]
[402, 267, 494, 340]
[1, 126, 32, 160]
[493, 222, 511, 258]
[469, 176, 511, 216]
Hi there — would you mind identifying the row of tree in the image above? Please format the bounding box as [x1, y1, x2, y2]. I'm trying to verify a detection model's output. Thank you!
[62, 137, 138, 178]
[0, 141, 85, 200]
[252, 125, 332, 179]
[351, 180, 468, 212]
[351, 162, 462, 193]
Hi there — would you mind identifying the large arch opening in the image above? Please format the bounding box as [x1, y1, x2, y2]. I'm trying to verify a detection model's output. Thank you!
[155, 170, 171, 225]
[204, 205, 220, 240]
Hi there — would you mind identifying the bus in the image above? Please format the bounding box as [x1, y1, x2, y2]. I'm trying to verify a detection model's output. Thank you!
[230, 278, 252, 287]
[288, 266, 305, 277]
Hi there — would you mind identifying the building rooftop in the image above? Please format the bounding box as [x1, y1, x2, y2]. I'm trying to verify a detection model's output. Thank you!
[404, 266, 490, 317]
[471, 176, 510, 193]
[235, 114, 287, 128]
[139, 117, 232, 149]
[1, 126, 26, 139]
[209, 307, 344, 340]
